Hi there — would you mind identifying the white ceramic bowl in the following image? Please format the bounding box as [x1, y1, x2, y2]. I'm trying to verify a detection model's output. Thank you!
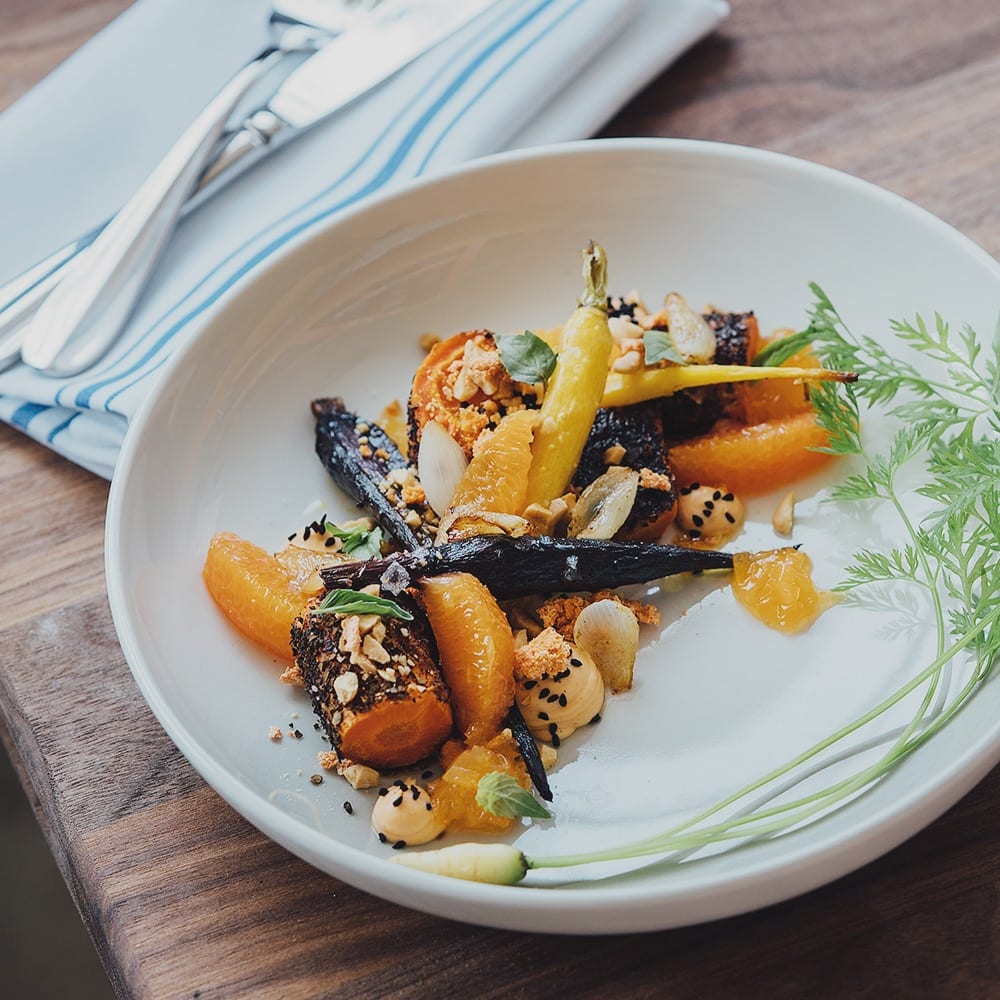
[106, 139, 1000, 933]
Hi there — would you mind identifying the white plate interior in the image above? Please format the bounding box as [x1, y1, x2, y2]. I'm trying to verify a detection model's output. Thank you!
[107, 140, 1000, 933]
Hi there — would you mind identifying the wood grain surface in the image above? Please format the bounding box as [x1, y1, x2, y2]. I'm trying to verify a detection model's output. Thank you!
[2, 1, 1000, 996]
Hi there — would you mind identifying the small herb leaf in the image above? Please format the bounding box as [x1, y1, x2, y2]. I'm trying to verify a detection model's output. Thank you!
[495, 330, 558, 384]
[312, 588, 413, 620]
[752, 328, 817, 367]
[476, 772, 551, 819]
[643, 329, 686, 366]
[321, 519, 383, 559]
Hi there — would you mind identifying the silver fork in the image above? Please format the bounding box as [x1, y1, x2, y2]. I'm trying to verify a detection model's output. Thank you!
[0, 0, 382, 374]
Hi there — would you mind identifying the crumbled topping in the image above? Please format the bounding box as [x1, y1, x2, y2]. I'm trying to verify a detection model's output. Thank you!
[638, 467, 674, 492]
[452, 337, 507, 401]
[279, 662, 304, 687]
[514, 627, 569, 681]
[537, 591, 659, 639]
[268, 726, 283, 742]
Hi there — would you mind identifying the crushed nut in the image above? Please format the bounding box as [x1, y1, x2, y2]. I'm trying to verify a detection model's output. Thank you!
[333, 671, 359, 705]
[268, 726, 283, 742]
[772, 490, 795, 536]
[340, 762, 381, 789]
[603, 443, 627, 465]
[362, 633, 392, 664]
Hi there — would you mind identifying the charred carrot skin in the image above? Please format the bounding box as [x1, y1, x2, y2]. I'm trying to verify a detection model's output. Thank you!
[320, 534, 733, 599]
[573, 402, 676, 539]
[291, 591, 453, 769]
[312, 397, 436, 550]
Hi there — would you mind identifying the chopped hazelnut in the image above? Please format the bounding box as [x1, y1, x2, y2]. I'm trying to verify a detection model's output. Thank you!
[772, 490, 795, 536]
[333, 671, 359, 705]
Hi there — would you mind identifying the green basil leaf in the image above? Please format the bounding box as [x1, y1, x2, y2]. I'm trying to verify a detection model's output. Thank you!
[643, 329, 686, 366]
[312, 588, 413, 620]
[321, 520, 382, 559]
[752, 327, 816, 367]
[495, 330, 558, 384]
[476, 772, 552, 819]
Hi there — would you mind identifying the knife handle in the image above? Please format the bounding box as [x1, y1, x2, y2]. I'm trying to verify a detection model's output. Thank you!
[0, 106, 298, 375]
[18, 41, 301, 376]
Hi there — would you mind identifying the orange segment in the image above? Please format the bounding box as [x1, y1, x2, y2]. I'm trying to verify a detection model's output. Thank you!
[420, 572, 515, 744]
[431, 733, 529, 833]
[203, 532, 312, 661]
[741, 346, 822, 424]
[669, 411, 834, 496]
[447, 408, 536, 516]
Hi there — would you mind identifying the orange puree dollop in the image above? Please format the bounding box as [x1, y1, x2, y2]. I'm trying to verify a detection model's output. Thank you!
[732, 547, 836, 633]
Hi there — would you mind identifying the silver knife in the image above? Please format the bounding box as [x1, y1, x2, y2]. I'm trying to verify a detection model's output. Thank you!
[11, 0, 500, 375]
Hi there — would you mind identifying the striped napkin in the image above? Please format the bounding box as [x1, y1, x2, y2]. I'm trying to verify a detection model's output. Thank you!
[0, 0, 728, 479]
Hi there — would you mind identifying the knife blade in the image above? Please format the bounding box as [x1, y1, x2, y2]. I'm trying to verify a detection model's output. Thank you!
[269, 0, 499, 127]
[195, 0, 501, 191]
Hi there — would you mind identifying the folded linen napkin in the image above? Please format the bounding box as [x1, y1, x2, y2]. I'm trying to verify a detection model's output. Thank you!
[0, 0, 728, 479]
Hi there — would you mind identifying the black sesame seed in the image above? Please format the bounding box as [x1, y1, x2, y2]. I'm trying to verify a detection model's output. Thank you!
[725, 512, 736, 524]
[723, 492, 734, 502]
[343, 801, 354, 815]
[293, 730, 303, 739]
[325, 537, 337, 547]
[570, 658, 582, 667]
[393, 796, 403, 808]
[303, 526, 311, 541]
[539, 688, 550, 698]
[590, 713, 602, 724]
[411, 786, 420, 800]
[523, 679, 537, 690]
[692, 515, 704, 527]
[421, 769, 433, 780]
[690, 530, 702, 540]
[551, 733, 561, 748]
[554, 669, 571, 681]
[713, 490, 722, 500]
[547, 694, 560, 704]
[690, 482, 700, 490]
[394, 779, 408, 788]
[679, 486, 691, 496]
[538, 711, 550, 721]
[378, 832, 387, 843]
[378, 787, 389, 797]
[287, 533, 296, 541]
[704, 500, 715, 509]
[558, 694, 567, 707]
[548, 722, 558, 735]
[392, 840, 406, 850]
[425, 802, 432, 811]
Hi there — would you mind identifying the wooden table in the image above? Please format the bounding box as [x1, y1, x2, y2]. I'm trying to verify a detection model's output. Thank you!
[3, 1, 999, 995]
